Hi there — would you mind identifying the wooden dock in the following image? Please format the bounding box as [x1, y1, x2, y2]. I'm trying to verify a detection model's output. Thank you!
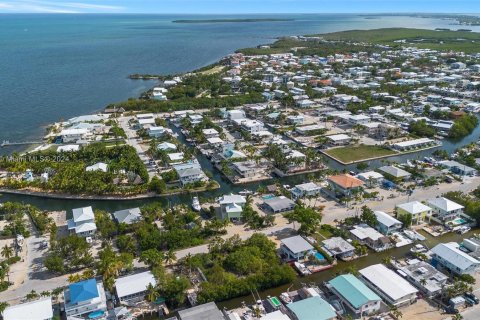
[0, 140, 43, 148]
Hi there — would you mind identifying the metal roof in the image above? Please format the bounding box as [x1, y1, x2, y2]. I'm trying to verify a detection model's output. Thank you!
[3, 297, 53, 320]
[281, 235, 314, 254]
[287, 296, 337, 320]
[328, 274, 381, 308]
[115, 271, 156, 299]
[178, 302, 225, 320]
[431, 242, 480, 271]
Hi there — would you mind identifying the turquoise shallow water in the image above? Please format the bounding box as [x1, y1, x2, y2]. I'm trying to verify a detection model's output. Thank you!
[0, 13, 475, 149]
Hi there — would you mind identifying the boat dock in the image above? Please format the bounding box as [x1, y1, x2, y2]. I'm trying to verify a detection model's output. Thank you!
[1, 140, 43, 148]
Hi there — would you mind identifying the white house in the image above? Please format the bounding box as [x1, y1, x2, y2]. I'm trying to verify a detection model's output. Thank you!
[173, 161, 206, 186]
[60, 128, 89, 143]
[290, 182, 322, 199]
[115, 271, 156, 303]
[67, 206, 97, 237]
[280, 235, 315, 261]
[427, 197, 464, 224]
[218, 194, 247, 221]
[396, 201, 432, 224]
[86, 162, 108, 173]
[373, 211, 403, 235]
[3, 297, 53, 320]
[356, 171, 384, 187]
[431, 242, 480, 275]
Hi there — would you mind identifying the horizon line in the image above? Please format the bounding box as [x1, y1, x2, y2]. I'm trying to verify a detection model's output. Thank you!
[0, 12, 479, 15]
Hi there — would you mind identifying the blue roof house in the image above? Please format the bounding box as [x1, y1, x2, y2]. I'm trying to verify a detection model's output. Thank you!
[63, 279, 107, 319]
[327, 274, 381, 316]
[287, 296, 337, 320]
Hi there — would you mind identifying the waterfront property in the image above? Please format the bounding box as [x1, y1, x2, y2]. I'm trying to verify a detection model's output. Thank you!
[280, 235, 315, 262]
[399, 260, 448, 297]
[112, 207, 142, 225]
[218, 193, 247, 221]
[431, 242, 480, 275]
[263, 196, 296, 214]
[350, 224, 392, 252]
[114, 271, 156, 303]
[377, 165, 411, 181]
[373, 211, 403, 235]
[3, 297, 53, 320]
[438, 160, 477, 176]
[359, 264, 418, 307]
[63, 278, 107, 319]
[396, 201, 432, 225]
[356, 171, 384, 188]
[67, 206, 97, 238]
[290, 182, 322, 199]
[427, 197, 464, 225]
[322, 237, 355, 260]
[177, 302, 225, 320]
[286, 296, 337, 320]
[392, 138, 436, 151]
[327, 274, 382, 316]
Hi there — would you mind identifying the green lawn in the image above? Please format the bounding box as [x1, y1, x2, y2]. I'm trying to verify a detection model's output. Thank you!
[324, 145, 397, 163]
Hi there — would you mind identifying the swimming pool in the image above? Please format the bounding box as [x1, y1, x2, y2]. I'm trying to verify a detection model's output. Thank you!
[453, 218, 467, 225]
[315, 252, 325, 261]
[262, 194, 275, 200]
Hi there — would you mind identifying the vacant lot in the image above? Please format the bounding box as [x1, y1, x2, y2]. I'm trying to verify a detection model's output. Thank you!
[324, 145, 397, 163]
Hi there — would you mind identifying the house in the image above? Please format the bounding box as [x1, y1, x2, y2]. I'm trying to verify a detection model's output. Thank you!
[295, 124, 326, 136]
[3, 297, 53, 320]
[60, 128, 88, 143]
[263, 196, 296, 214]
[359, 264, 418, 307]
[373, 211, 403, 235]
[240, 119, 265, 133]
[325, 134, 351, 146]
[157, 142, 177, 151]
[350, 224, 392, 252]
[327, 174, 364, 197]
[377, 165, 411, 181]
[290, 182, 322, 199]
[202, 128, 219, 139]
[431, 242, 480, 275]
[438, 160, 477, 176]
[286, 296, 337, 320]
[148, 126, 171, 138]
[280, 235, 315, 261]
[177, 302, 225, 320]
[322, 237, 355, 260]
[173, 161, 206, 186]
[138, 118, 156, 129]
[112, 207, 142, 225]
[287, 115, 305, 125]
[400, 260, 448, 297]
[327, 274, 382, 316]
[392, 138, 435, 151]
[232, 161, 257, 178]
[427, 197, 464, 224]
[396, 201, 432, 224]
[218, 194, 247, 221]
[168, 152, 185, 162]
[115, 271, 156, 303]
[356, 171, 384, 187]
[63, 279, 107, 319]
[86, 162, 108, 173]
[67, 206, 97, 237]
[227, 109, 246, 121]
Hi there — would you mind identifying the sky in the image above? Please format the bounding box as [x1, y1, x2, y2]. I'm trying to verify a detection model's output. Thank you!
[0, 0, 478, 14]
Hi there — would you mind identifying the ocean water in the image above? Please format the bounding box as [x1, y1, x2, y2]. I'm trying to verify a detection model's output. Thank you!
[0, 14, 476, 149]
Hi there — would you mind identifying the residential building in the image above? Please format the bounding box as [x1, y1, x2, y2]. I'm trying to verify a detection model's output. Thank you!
[202, 128, 219, 139]
[378, 165, 411, 181]
[280, 235, 315, 261]
[148, 126, 171, 138]
[359, 264, 418, 307]
[86, 162, 108, 173]
[396, 201, 432, 224]
[438, 160, 477, 176]
[218, 194, 247, 221]
[115, 271, 156, 303]
[427, 197, 464, 224]
[400, 260, 448, 297]
[63, 279, 107, 319]
[356, 171, 384, 187]
[173, 161, 206, 186]
[263, 196, 296, 214]
[392, 138, 436, 151]
[431, 242, 480, 275]
[290, 182, 322, 199]
[232, 161, 257, 178]
[322, 237, 355, 260]
[327, 174, 364, 197]
[373, 211, 403, 235]
[61, 128, 89, 143]
[327, 274, 382, 316]
[112, 207, 142, 225]
[3, 297, 53, 320]
[177, 302, 225, 320]
[286, 296, 337, 320]
[325, 134, 351, 146]
[157, 142, 177, 152]
[67, 206, 97, 237]
[350, 224, 392, 252]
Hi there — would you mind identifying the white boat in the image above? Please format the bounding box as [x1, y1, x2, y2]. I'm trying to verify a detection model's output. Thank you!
[239, 189, 253, 196]
[279, 292, 293, 304]
[293, 261, 312, 276]
[404, 230, 426, 241]
[192, 197, 201, 212]
[410, 244, 427, 253]
[458, 226, 471, 234]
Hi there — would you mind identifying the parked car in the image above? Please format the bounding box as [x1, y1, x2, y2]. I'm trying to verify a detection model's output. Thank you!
[464, 292, 479, 304]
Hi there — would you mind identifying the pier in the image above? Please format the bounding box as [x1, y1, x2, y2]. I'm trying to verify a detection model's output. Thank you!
[1, 140, 43, 148]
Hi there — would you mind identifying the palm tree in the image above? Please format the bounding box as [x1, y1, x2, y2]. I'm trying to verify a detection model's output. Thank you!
[1, 245, 13, 260]
[389, 305, 403, 319]
[164, 249, 177, 265]
[146, 283, 159, 303]
[452, 314, 463, 320]
[40, 290, 50, 297]
[67, 273, 81, 284]
[0, 301, 9, 315]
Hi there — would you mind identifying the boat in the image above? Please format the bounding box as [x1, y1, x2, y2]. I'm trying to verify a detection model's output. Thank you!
[191, 197, 201, 212]
[404, 230, 426, 241]
[458, 226, 471, 234]
[279, 292, 293, 304]
[239, 189, 253, 196]
[410, 244, 427, 253]
[293, 261, 312, 276]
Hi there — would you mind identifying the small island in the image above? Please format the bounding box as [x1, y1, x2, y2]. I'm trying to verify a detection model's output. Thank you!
[172, 18, 294, 23]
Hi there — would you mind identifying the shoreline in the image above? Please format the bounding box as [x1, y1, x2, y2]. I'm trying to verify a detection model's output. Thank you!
[0, 182, 220, 201]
